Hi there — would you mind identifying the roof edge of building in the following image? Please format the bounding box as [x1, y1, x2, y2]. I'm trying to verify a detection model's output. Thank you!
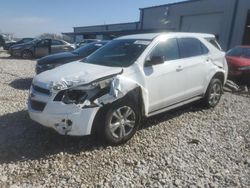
[73, 21, 140, 29]
[139, 0, 201, 10]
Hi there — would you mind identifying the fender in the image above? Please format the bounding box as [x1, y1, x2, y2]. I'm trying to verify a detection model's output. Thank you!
[93, 75, 149, 116]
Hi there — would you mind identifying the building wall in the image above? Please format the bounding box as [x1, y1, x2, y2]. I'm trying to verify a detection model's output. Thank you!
[74, 22, 138, 33]
[141, 0, 237, 50]
[230, 0, 250, 48]
[66, 0, 250, 49]
[74, 25, 106, 33]
[108, 22, 138, 31]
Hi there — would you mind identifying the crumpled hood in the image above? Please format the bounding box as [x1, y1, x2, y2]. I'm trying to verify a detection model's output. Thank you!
[33, 61, 123, 89]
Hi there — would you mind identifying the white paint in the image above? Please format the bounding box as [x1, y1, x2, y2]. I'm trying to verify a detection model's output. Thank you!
[28, 32, 227, 136]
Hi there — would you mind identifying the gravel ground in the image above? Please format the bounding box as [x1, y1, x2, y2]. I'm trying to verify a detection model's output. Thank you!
[0, 49, 249, 187]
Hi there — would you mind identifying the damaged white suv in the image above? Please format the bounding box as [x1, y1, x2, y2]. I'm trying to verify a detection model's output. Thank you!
[28, 33, 228, 145]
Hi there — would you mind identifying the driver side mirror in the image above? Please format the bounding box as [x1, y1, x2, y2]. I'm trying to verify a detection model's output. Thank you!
[145, 56, 165, 67]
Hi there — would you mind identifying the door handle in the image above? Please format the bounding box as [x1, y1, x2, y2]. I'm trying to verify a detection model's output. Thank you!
[206, 57, 212, 62]
[176, 66, 183, 72]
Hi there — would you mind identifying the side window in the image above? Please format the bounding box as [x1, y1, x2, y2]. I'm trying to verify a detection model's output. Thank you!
[150, 38, 179, 61]
[178, 38, 207, 58]
[37, 39, 50, 47]
[23, 38, 32, 43]
[52, 40, 63, 45]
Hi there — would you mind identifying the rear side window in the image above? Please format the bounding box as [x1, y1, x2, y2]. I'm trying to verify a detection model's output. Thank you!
[206, 38, 222, 50]
[178, 38, 208, 58]
[150, 38, 179, 61]
[52, 40, 64, 45]
[23, 38, 33, 43]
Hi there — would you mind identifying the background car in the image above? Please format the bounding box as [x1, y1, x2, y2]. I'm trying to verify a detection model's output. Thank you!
[3, 38, 34, 50]
[0, 35, 6, 47]
[75, 39, 101, 48]
[36, 41, 108, 74]
[9, 38, 75, 59]
[226, 46, 250, 77]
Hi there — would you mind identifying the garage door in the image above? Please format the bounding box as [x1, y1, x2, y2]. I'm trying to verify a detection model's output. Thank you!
[181, 13, 223, 38]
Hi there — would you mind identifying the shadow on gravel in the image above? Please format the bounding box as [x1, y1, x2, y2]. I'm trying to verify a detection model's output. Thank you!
[229, 75, 250, 87]
[0, 54, 21, 60]
[0, 103, 203, 164]
[141, 102, 203, 130]
[9, 78, 33, 90]
[0, 110, 101, 164]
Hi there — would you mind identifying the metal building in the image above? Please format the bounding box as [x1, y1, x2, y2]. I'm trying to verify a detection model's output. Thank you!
[63, 0, 250, 50]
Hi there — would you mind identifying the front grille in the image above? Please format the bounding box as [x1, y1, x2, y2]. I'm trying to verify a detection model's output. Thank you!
[30, 100, 46, 111]
[33, 84, 50, 95]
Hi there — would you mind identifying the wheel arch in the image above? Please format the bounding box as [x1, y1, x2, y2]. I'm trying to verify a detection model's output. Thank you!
[91, 87, 145, 135]
[212, 71, 225, 85]
[205, 70, 226, 93]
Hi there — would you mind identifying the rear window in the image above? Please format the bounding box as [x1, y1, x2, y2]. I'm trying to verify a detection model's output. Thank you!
[206, 38, 222, 50]
[178, 38, 208, 58]
[227, 47, 250, 58]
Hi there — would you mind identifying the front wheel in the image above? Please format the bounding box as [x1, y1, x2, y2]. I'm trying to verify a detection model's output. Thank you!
[103, 100, 140, 145]
[203, 78, 222, 108]
[21, 50, 33, 59]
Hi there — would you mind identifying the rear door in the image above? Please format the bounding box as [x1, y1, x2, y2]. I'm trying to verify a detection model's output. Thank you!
[51, 40, 69, 54]
[177, 37, 210, 97]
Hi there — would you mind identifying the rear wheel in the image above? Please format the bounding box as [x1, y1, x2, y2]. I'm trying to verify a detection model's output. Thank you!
[21, 50, 33, 59]
[203, 78, 222, 108]
[102, 100, 140, 145]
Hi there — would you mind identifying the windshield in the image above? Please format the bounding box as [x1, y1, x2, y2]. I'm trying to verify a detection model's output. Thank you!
[73, 42, 106, 57]
[227, 47, 250, 58]
[83, 39, 151, 67]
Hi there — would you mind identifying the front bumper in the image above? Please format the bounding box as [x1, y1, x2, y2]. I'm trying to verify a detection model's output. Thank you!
[10, 49, 22, 57]
[28, 85, 100, 136]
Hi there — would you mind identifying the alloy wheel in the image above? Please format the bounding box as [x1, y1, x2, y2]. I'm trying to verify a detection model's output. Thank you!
[209, 82, 221, 106]
[108, 106, 136, 139]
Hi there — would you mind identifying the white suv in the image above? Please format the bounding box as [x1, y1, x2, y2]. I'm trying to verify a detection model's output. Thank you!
[28, 33, 228, 145]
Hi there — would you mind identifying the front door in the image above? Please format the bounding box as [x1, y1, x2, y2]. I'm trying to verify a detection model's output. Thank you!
[35, 39, 50, 57]
[144, 38, 189, 113]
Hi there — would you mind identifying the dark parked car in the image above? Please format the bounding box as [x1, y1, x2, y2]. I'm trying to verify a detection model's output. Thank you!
[36, 41, 108, 74]
[3, 38, 34, 50]
[9, 38, 75, 59]
[75, 39, 101, 48]
[0, 35, 5, 47]
[226, 46, 250, 77]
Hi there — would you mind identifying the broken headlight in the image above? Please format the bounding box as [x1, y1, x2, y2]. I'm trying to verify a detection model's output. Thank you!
[54, 77, 114, 105]
[54, 89, 87, 104]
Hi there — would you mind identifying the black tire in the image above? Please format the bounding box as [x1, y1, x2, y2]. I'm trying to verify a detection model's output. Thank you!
[21, 50, 33, 59]
[101, 99, 140, 145]
[203, 78, 222, 108]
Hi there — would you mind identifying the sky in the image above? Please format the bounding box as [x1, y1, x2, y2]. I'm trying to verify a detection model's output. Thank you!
[0, 0, 185, 38]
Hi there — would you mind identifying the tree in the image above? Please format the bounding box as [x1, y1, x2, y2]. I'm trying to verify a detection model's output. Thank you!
[38, 33, 72, 43]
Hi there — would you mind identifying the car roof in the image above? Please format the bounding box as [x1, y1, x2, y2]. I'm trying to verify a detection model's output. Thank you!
[116, 32, 215, 40]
